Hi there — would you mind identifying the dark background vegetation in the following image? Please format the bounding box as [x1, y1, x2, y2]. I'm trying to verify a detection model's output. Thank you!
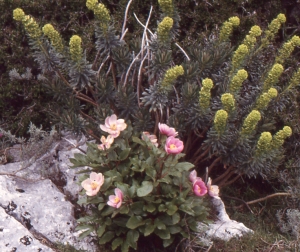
[1, 0, 300, 136]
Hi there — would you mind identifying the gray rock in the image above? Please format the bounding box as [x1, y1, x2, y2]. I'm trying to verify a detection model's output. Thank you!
[0, 134, 98, 252]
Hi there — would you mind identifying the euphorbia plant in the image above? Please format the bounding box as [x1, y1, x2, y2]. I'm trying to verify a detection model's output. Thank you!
[71, 115, 214, 251]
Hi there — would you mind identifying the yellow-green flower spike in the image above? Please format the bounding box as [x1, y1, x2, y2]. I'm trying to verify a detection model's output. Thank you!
[277, 13, 286, 24]
[199, 78, 214, 109]
[272, 126, 292, 149]
[241, 110, 261, 135]
[229, 16, 240, 27]
[86, 0, 98, 10]
[231, 44, 249, 73]
[249, 25, 262, 37]
[263, 63, 284, 92]
[219, 16, 240, 42]
[13, 8, 25, 21]
[221, 93, 235, 112]
[268, 87, 278, 98]
[160, 65, 184, 91]
[256, 132, 272, 155]
[157, 17, 173, 42]
[22, 15, 43, 39]
[214, 109, 228, 135]
[43, 24, 64, 53]
[158, 0, 174, 17]
[69, 35, 83, 62]
[285, 68, 300, 92]
[229, 69, 248, 93]
[291, 35, 300, 47]
[255, 88, 277, 110]
[261, 14, 285, 48]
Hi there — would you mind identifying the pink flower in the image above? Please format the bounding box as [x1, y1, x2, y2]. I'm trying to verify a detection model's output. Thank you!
[142, 132, 158, 147]
[81, 172, 104, 196]
[193, 179, 207, 197]
[98, 135, 114, 150]
[189, 170, 198, 183]
[100, 114, 127, 138]
[165, 136, 184, 154]
[107, 188, 123, 208]
[207, 178, 219, 197]
[158, 123, 178, 137]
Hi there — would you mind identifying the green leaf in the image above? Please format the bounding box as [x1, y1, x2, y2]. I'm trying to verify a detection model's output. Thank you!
[107, 150, 118, 161]
[158, 204, 167, 212]
[101, 206, 115, 216]
[101, 177, 112, 191]
[130, 201, 145, 215]
[126, 216, 145, 229]
[113, 217, 128, 227]
[78, 228, 93, 239]
[154, 219, 166, 230]
[119, 148, 131, 160]
[121, 240, 130, 252]
[98, 203, 106, 211]
[89, 197, 104, 204]
[144, 203, 156, 213]
[168, 225, 182, 234]
[97, 225, 106, 237]
[172, 212, 180, 224]
[132, 136, 146, 146]
[179, 205, 194, 216]
[155, 229, 170, 239]
[99, 231, 115, 244]
[144, 224, 155, 236]
[166, 204, 178, 215]
[163, 236, 174, 247]
[137, 181, 153, 197]
[175, 162, 194, 171]
[77, 196, 87, 205]
[112, 237, 123, 250]
[128, 185, 136, 198]
[126, 230, 139, 249]
[119, 205, 129, 214]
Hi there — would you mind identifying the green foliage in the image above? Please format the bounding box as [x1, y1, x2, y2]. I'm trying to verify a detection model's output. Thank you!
[71, 119, 208, 251]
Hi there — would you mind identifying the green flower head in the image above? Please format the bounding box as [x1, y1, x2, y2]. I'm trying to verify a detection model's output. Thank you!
[86, 0, 98, 10]
[277, 13, 286, 24]
[158, 0, 174, 17]
[256, 132, 272, 154]
[214, 109, 228, 135]
[268, 87, 278, 98]
[157, 17, 174, 42]
[221, 93, 235, 112]
[231, 44, 249, 71]
[229, 16, 240, 26]
[13, 8, 25, 21]
[43, 24, 64, 52]
[219, 21, 233, 42]
[241, 110, 261, 135]
[229, 69, 248, 93]
[272, 126, 292, 149]
[199, 78, 214, 109]
[22, 15, 42, 39]
[263, 63, 284, 91]
[69, 35, 83, 62]
[160, 65, 184, 91]
[291, 35, 300, 47]
[249, 25, 262, 37]
[243, 35, 257, 49]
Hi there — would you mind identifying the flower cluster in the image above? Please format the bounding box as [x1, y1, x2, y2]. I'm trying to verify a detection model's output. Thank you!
[199, 78, 214, 110]
[158, 123, 183, 154]
[214, 109, 228, 135]
[231, 44, 249, 73]
[229, 69, 248, 93]
[189, 170, 219, 197]
[100, 114, 127, 138]
[263, 63, 284, 92]
[241, 110, 261, 136]
[160, 65, 184, 91]
[221, 93, 235, 113]
[255, 87, 278, 110]
[272, 126, 292, 149]
[255, 132, 272, 155]
[158, 0, 174, 17]
[286, 68, 300, 92]
[276, 35, 300, 65]
[69, 35, 83, 62]
[157, 17, 174, 43]
[42, 24, 64, 53]
[13, 8, 25, 21]
[242, 25, 262, 50]
[81, 172, 104, 196]
[261, 13, 286, 48]
[219, 16, 240, 42]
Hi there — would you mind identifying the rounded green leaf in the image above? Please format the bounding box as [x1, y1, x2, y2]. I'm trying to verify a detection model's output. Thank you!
[137, 181, 153, 197]
[126, 216, 145, 229]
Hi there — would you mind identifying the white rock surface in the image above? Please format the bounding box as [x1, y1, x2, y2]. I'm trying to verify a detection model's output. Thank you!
[205, 196, 253, 241]
[0, 134, 98, 252]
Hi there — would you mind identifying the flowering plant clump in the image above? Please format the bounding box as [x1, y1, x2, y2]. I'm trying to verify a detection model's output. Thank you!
[71, 116, 209, 251]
